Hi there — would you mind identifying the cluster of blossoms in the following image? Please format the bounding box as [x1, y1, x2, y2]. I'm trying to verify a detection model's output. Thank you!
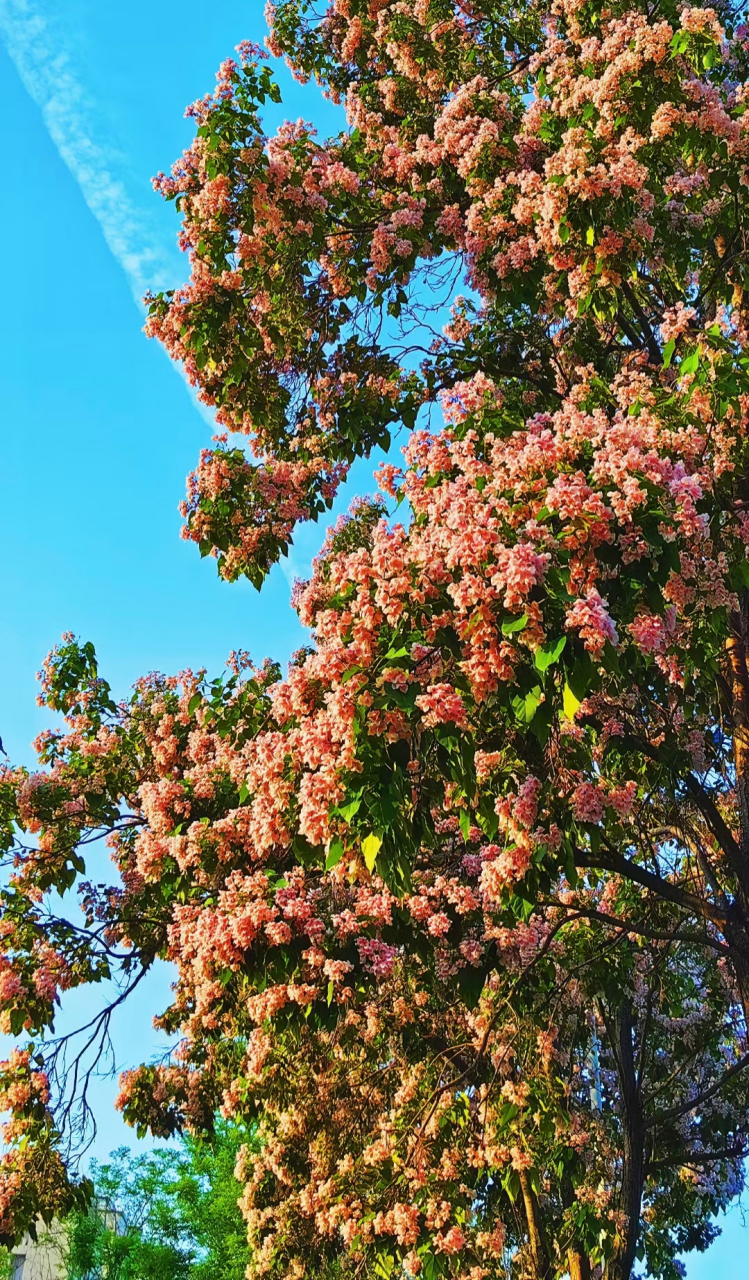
[0, 1050, 88, 1245]
[145, 0, 749, 594]
[5, 0, 749, 1278]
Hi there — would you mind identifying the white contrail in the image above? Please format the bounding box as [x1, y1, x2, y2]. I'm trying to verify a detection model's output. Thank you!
[0, 0, 335, 584]
[0, 0, 181, 304]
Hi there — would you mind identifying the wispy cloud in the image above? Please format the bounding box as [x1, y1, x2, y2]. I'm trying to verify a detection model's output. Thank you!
[0, 0, 181, 304]
[0, 0, 334, 584]
[0, 0, 220, 441]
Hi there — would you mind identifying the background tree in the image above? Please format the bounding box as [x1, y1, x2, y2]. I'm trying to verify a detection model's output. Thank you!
[65, 1122, 253, 1280]
[2, 0, 749, 1278]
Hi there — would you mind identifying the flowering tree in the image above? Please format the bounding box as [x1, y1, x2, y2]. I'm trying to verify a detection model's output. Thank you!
[0, 629, 746, 1279]
[3, 0, 749, 1276]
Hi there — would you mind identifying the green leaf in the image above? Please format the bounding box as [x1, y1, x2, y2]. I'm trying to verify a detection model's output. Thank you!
[662, 337, 676, 369]
[477, 792, 499, 839]
[499, 1101, 519, 1126]
[680, 349, 700, 375]
[502, 613, 528, 636]
[534, 635, 567, 673]
[188, 693, 202, 715]
[459, 808, 471, 842]
[457, 963, 486, 1009]
[505, 1170, 521, 1203]
[530, 697, 553, 745]
[238, 782, 249, 804]
[327, 980, 335, 1006]
[326, 839, 345, 871]
[563, 682, 582, 719]
[512, 686, 543, 723]
[362, 832, 383, 872]
[526, 687, 543, 720]
[566, 651, 597, 701]
[337, 796, 362, 823]
[558, 220, 571, 244]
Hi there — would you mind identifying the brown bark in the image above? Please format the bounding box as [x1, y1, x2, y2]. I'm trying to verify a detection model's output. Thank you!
[605, 1000, 646, 1280]
[519, 1167, 551, 1279]
[727, 602, 749, 858]
[562, 1165, 591, 1280]
[567, 1248, 591, 1280]
[723, 595, 749, 1015]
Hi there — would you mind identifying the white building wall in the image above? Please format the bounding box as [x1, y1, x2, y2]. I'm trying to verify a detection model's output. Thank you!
[10, 1221, 66, 1280]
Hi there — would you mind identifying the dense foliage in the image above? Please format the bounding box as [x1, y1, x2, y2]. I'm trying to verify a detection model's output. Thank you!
[65, 1124, 253, 1280]
[3, 1, 749, 1278]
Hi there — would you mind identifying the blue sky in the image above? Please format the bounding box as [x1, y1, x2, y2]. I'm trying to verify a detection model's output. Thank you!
[0, 1, 747, 1269]
[0, 0, 345, 1158]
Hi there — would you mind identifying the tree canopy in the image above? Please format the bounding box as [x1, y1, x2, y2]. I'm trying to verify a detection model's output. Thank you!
[2, 1, 749, 1278]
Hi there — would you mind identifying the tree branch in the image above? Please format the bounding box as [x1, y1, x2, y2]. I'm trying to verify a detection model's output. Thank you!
[645, 1051, 749, 1131]
[684, 774, 749, 897]
[573, 846, 731, 929]
[543, 901, 731, 956]
[648, 1144, 748, 1173]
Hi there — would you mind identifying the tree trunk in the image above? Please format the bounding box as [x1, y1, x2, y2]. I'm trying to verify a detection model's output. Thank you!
[519, 1167, 551, 1279]
[562, 1166, 591, 1280]
[728, 599, 749, 862]
[725, 595, 749, 1016]
[606, 1000, 646, 1280]
[567, 1248, 591, 1280]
